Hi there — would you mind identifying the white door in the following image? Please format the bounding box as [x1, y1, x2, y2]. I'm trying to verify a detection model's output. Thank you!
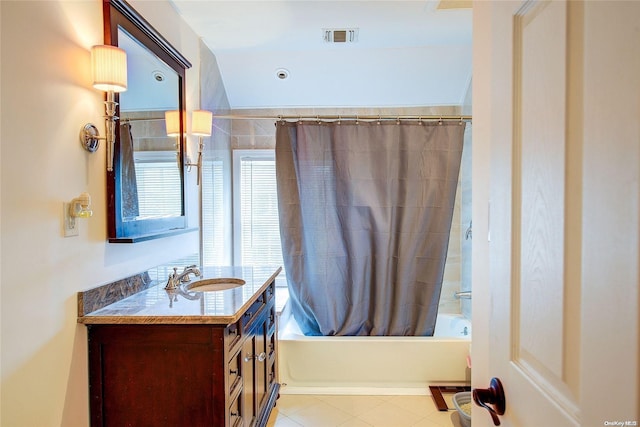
[472, 1, 639, 426]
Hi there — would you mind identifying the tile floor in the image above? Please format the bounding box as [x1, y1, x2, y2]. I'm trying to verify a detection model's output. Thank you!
[266, 393, 464, 427]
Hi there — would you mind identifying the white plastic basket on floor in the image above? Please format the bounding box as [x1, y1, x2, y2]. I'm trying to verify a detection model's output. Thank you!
[453, 391, 472, 427]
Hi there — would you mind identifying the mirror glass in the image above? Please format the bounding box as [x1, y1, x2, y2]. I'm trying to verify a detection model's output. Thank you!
[118, 28, 182, 220]
[105, 0, 193, 242]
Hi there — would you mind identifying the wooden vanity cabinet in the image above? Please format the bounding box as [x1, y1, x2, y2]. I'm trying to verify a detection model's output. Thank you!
[239, 288, 277, 427]
[87, 282, 279, 427]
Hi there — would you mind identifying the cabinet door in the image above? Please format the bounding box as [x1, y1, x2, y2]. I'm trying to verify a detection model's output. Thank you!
[254, 318, 269, 412]
[87, 325, 222, 427]
[241, 337, 255, 427]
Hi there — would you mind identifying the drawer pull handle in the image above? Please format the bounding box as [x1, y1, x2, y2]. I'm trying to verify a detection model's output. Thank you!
[244, 352, 267, 362]
[230, 411, 239, 417]
[230, 369, 238, 375]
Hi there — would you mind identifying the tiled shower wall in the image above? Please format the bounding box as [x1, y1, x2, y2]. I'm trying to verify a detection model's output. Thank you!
[460, 123, 472, 320]
[460, 84, 472, 320]
[229, 106, 470, 315]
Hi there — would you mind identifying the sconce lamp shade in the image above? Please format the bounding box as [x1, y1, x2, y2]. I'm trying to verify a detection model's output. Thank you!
[91, 45, 127, 92]
[192, 110, 213, 136]
[165, 110, 181, 137]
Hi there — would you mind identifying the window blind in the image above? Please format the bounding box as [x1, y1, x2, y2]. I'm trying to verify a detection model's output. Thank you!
[201, 159, 225, 266]
[134, 159, 182, 217]
[239, 157, 284, 268]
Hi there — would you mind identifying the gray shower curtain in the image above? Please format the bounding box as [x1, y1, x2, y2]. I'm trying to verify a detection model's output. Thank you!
[120, 122, 139, 219]
[276, 120, 464, 336]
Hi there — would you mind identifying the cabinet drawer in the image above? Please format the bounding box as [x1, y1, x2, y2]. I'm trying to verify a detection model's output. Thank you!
[266, 282, 275, 302]
[266, 305, 276, 332]
[268, 360, 277, 386]
[228, 350, 242, 395]
[241, 297, 265, 332]
[226, 321, 242, 351]
[267, 330, 276, 360]
[228, 393, 243, 427]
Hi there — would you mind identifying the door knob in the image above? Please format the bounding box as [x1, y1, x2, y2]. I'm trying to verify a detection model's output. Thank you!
[473, 377, 506, 426]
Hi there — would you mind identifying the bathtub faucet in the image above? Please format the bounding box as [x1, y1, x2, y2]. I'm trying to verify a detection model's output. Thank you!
[165, 265, 201, 290]
[454, 291, 472, 299]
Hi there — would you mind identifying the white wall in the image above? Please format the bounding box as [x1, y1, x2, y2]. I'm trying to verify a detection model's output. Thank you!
[0, 1, 201, 425]
[470, 0, 491, 410]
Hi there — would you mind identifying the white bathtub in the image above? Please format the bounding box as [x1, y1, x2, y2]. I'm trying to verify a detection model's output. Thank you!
[277, 308, 471, 395]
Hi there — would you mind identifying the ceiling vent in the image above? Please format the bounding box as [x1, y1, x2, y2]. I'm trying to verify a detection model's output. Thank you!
[323, 28, 359, 43]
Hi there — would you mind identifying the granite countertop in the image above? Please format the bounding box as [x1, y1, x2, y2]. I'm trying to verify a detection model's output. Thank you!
[78, 266, 282, 325]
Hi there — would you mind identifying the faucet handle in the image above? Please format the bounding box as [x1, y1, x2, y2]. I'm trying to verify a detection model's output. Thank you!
[164, 267, 179, 290]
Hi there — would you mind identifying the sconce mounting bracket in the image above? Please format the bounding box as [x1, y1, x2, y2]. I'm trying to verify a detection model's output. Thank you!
[80, 123, 101, 153]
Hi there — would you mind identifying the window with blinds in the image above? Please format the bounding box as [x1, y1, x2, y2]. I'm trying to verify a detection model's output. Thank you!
[134, 153, 182, 217]
[201, 159, 225, 266]
[233, 150, 285, 274]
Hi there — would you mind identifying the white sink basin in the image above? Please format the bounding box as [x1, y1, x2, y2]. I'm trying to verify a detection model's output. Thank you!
[185, 278, 246, 292]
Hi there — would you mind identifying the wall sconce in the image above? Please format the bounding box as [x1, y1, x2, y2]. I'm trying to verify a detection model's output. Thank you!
[80, 45, 128, 172]
[63, 192, 93, 237]
[192, 110, 213, 137]
[165, 110, 182, 165]
[186, 110, 213, 185]
[165, 110, 181, 137]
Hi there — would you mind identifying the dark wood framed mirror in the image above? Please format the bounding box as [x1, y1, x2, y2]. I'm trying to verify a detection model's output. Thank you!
[104, 0, 195, 243]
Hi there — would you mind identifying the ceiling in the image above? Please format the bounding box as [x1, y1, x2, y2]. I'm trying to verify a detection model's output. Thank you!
[169, 0, 472, 110]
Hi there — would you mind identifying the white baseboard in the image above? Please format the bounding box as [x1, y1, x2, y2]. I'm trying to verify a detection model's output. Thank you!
[278, 385, 431, 396]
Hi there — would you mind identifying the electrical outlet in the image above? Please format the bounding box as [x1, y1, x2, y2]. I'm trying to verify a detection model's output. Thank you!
[63, 202, 79, 237]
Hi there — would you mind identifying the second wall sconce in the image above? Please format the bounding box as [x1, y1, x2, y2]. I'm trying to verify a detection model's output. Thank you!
[165, 110, 181, 137]
[80, 45, 128, 172]
[164, 110, 182, 165]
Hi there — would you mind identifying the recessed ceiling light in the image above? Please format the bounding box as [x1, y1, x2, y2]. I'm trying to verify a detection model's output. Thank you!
[275, 68, 290, 80]
[152, 70, 165, 82]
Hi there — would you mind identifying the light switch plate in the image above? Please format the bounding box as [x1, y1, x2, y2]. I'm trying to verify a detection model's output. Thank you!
[63, 202, 78, 237]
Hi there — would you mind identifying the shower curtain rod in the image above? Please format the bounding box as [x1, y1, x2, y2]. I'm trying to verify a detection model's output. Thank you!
[212, 114, 472, 122]
[122, 117, 165, 123]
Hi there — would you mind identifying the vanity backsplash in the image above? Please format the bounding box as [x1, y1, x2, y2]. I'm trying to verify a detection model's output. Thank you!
[77, 256, 199, 316]
[78, 271, 155, 316]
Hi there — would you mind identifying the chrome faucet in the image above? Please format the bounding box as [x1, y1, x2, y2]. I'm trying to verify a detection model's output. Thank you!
[454, 290, 472, 299]
[165, 265, 201, 290]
